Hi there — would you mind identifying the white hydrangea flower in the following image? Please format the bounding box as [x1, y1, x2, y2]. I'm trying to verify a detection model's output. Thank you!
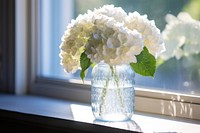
[125, 12, 165, 57]
[103, 28, 144, 65]
[161, 12, 200, 60]
[85, 14, 144, 65]
[60, 12, 94, 73]
[59, 51, 79, 73]
[60, 5, 164, 73]
[93, 5, 127, 22]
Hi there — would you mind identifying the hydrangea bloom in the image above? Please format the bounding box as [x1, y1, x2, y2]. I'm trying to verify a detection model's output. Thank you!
[125, 12, 165, 57]
[161, 12, 200, 60]
[93, 5, 127, 22]
[60, 11, 94, 72]
[85, 13, 143, 65]
[60, 5, 165, 74]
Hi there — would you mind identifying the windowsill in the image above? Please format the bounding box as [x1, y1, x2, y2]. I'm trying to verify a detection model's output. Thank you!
[0, 94, 199, 133]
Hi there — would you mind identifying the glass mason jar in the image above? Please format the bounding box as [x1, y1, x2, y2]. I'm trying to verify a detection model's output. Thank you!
[91, 62, 135, 122]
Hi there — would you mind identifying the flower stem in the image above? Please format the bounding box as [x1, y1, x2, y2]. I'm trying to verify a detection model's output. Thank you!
[111, 66, 125, 110]
[99, 65, 126, 117]
[99, 73, 109, 116]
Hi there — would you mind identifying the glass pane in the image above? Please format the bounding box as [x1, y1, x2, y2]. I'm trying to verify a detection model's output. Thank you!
[39, 0, 200, 95]
[40, 0, 76, 79]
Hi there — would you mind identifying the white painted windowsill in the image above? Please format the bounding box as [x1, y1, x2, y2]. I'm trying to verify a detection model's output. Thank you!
[0, 94, 199, 133]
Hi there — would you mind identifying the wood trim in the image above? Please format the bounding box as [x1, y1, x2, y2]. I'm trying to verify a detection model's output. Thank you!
[0, 0, 15, 93]
[135, 87, 200, 104]
[135, 96, 200, 120]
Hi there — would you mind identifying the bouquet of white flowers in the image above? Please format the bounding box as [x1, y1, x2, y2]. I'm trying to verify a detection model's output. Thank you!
[59, 5, 165, 80]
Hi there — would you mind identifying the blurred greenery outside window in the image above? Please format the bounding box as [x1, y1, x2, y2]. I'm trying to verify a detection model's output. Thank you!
[40, 0, 200, 96]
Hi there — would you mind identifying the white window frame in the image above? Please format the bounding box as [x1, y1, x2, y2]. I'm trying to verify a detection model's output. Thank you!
[18, 0, 200, 120]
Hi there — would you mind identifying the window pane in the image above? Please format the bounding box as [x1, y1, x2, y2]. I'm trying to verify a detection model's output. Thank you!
[39, 0, 200, 95]
[40, 0, 76, 79]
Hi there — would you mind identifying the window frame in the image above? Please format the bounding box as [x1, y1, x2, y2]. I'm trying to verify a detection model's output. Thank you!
[26, 0, 200, 120]
[0, 0, 15, 93]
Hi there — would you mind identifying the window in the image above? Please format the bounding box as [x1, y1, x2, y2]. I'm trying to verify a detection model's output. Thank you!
[24, 0, 200, 120]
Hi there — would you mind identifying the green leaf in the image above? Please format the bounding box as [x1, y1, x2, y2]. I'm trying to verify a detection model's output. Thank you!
[80, 52, 92, 82]
[130, 47, 156, 77]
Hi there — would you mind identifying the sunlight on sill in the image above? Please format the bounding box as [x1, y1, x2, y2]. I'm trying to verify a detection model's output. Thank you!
[70, 104, 94, 122]
[69, 103, 200, 133]
[70, 104, 142, 132]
